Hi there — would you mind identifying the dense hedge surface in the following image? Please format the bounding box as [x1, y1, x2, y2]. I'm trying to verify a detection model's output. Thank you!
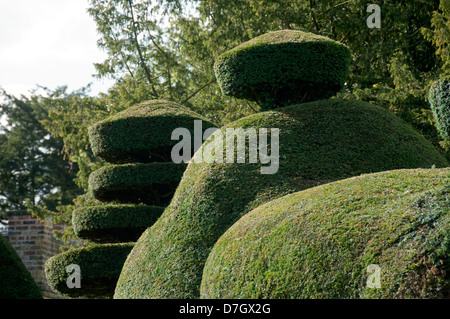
[114, 99, 447, 299]
[0, 234, 42, 299]
[72, 204, 165, 243]
[201, 168, 450, 299]
[45, 243, 134, 298]
[214, 30, 351, 110]
[429, 76, 450, 140]
[88, 99, 217, 163]
[89, 162, 187, 205]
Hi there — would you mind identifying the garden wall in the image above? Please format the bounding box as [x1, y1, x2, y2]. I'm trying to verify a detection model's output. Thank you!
[4, 210, 65, 298]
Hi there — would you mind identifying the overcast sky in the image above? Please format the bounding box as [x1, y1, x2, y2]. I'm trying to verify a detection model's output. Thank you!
[0, 0, 114, 98]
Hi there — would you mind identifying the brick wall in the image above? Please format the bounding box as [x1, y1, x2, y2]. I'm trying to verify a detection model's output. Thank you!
[5, 210, 66, 299]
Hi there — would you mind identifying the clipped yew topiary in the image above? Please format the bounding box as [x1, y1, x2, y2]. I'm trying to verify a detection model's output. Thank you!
[88, 162, 187, 205]
[45, 99, 214, 298]
[88, 99, 217, 163]
[45, 243, 134, 298]
[114, 99, 448, 299]
[214, 30, 351, 110]
[201, 168, 450, 299]
[429, 76, 450, 140]
[0, 234, 42, 299]
[72, 204, 165, 243]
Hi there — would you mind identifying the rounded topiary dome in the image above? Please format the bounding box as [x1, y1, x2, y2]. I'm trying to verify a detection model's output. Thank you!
[0, 234, 42, 299]
[88, 99, 217, 163]
[214, 30, 351, 110]
[429, 76, 450, 140]
[114, 99, 448, 299]
[201, 168, 450, 299]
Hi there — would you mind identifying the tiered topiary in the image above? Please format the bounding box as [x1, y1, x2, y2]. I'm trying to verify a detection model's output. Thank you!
[115, 30, 448, 299]
[201, 168, 450, 298]
[214, 30, 351, 110]
[0, 234, 43, 299]
[45, 100, 216, 298]
[429, 76, 450, 140]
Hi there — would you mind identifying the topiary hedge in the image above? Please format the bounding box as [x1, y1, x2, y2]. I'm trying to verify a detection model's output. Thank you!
[88, 162, 187, 205]
[429, 76, 450, 140]
[0, 234, 42, 299]
[114, 99, 448, 299]
[214, 30, 351, 110]
[72, 204, 165, 243]
[45, 243, 134, 298]
[46, 98, 210, 298]
[88, 99, 217, 163]
[201, 168, 450, 299]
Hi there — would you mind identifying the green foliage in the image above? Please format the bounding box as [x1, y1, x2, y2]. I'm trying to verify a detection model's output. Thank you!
[0, 89, 82, 214]
[0, 234, 42, 299]
[0, 86, 113, 248]
[88, 99, 217, 163]
[88, 162, 187, 205]
[338, 50, 448, 159]
[45, 243, 134, 298]
[215, 30, 351, 109]
[429, 76, 450, 140]
[39, 86, 114, 191]
[422, 0, 450, 73]
[201, 168, 450, 299]
[115, 99, 447, 299]
[87, 0, 222, 111]
[72, 204, 164, 243]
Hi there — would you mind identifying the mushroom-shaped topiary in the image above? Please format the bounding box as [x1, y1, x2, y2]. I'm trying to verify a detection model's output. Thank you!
[0, 234, 42, 299]
[200, 168, 450, 299]
[214, 30, 351, 110]
[45, 100, 216, 298]
[114, 99, 448, 299]
[429, 76, 450, 140]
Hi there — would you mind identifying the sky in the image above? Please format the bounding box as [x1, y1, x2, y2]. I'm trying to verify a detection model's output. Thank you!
[0, 0, 115, 99]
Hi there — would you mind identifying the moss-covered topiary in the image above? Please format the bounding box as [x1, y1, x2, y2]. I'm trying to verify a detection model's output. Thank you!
[429, 76, 450, 140]
[88, 162, 187, 205]
[114, 99, 448, 299]
[45, 243, 134, 298]
[88, 99, 217, 163]
[72, 204, 165, 243]
[0, 234, 43, 299]
[201, 168, 450, 299]
[214, 30, 351, 110]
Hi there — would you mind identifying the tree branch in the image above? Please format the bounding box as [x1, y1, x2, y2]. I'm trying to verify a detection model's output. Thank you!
[181, 79, 215, 104]
[110, 32, 135, 79]
[309, 0, 320, 32]
[126, 0, 159, 98]
[143, 21, 173, 94]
